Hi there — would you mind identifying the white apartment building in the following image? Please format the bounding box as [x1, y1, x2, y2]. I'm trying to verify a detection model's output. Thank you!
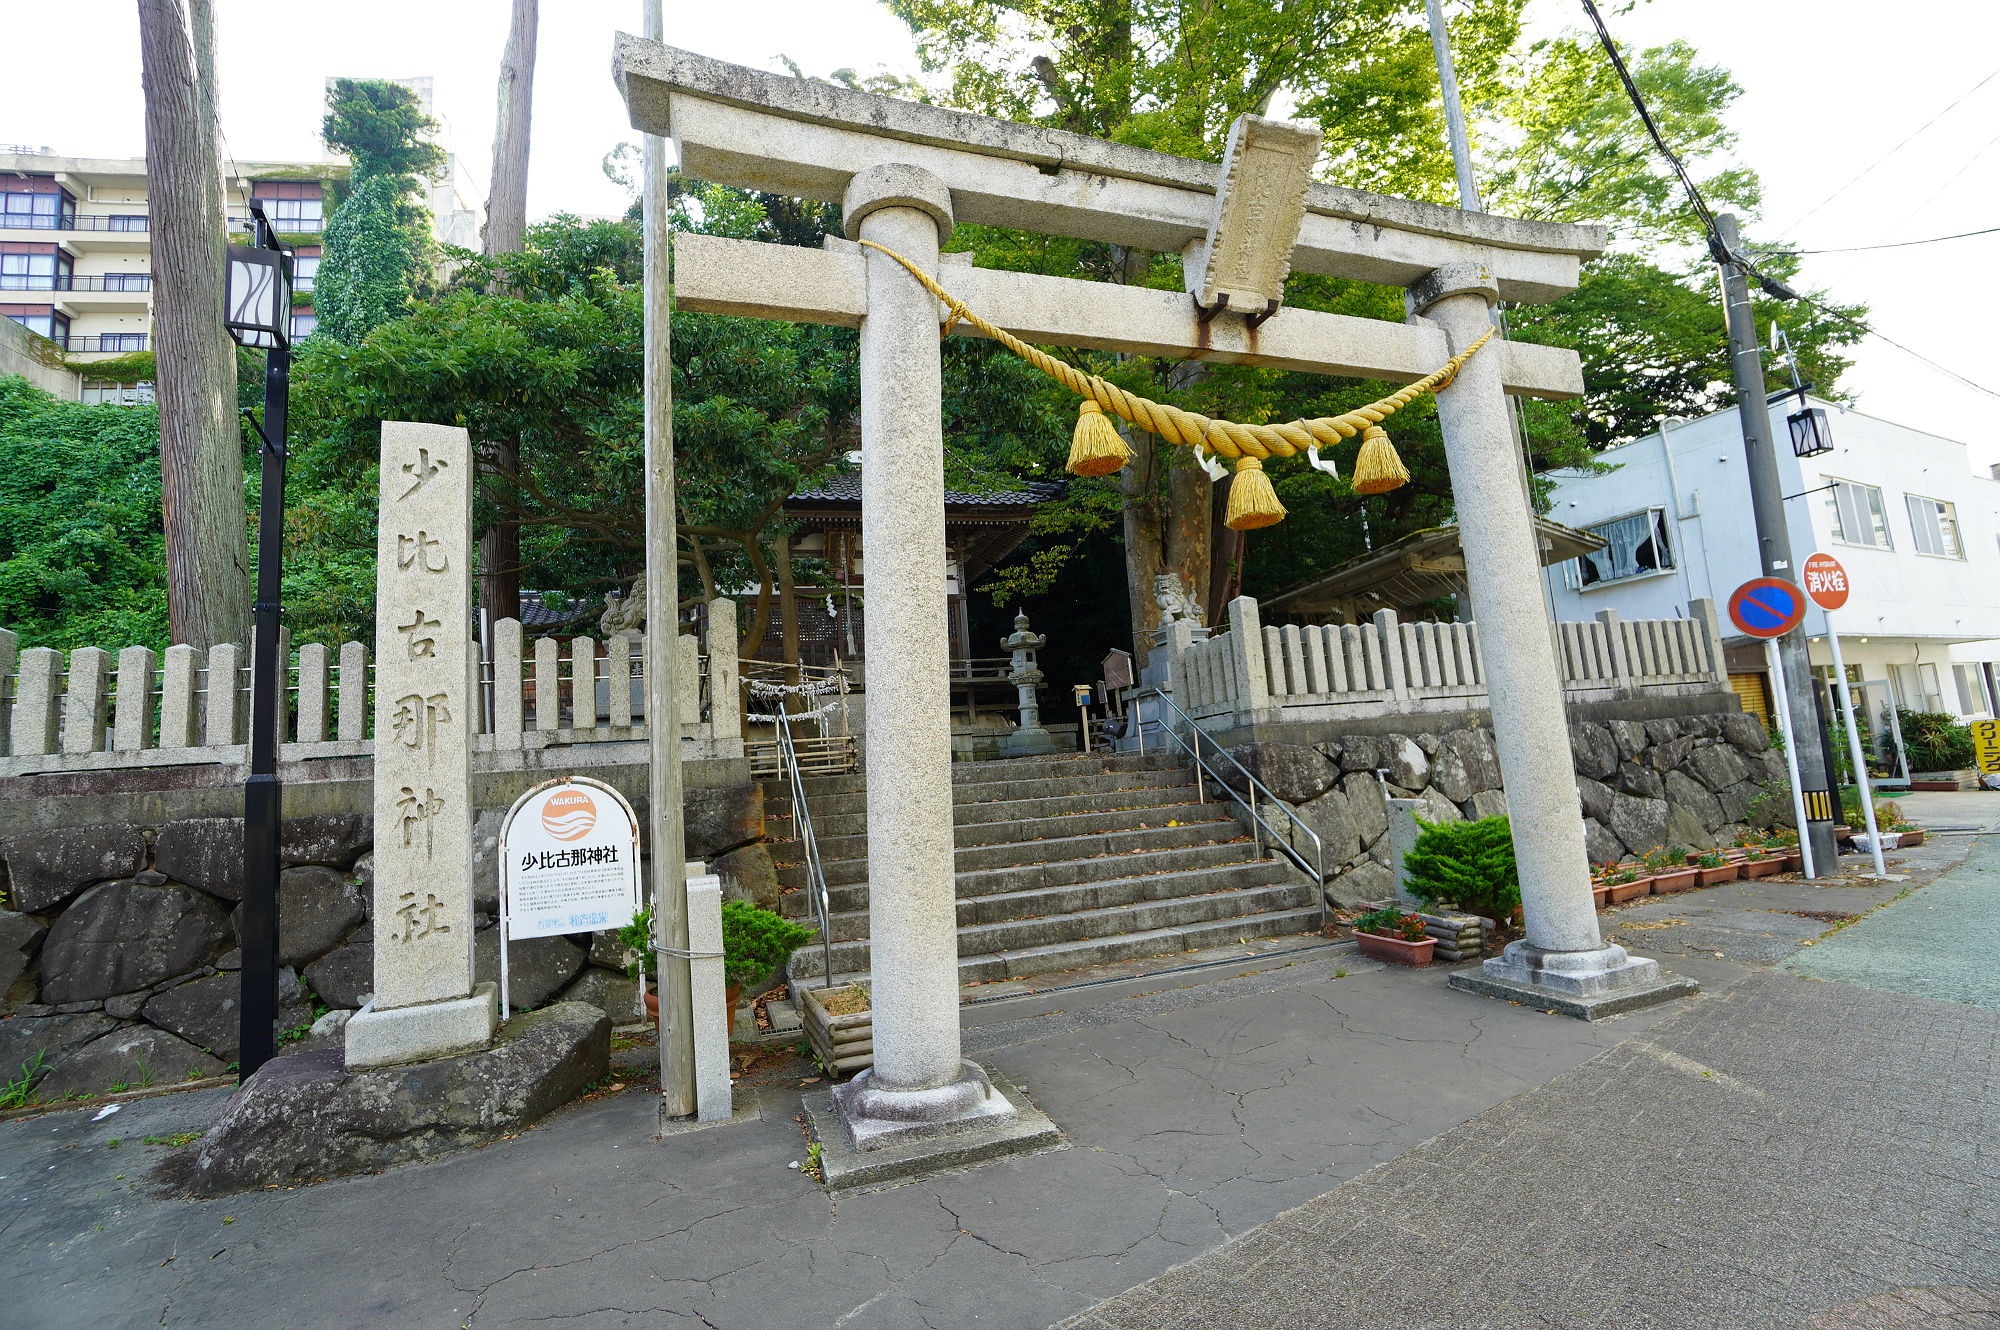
[1541, 396, 2000, 728]
[1, 149, 335, 399]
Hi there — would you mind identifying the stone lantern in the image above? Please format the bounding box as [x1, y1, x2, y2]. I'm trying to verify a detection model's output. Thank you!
[999, 610, 1059, 756]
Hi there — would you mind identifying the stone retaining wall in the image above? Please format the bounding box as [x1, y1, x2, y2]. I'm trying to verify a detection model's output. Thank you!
[1227, 706, 1784, 907]
[0, 784, 769, 1102]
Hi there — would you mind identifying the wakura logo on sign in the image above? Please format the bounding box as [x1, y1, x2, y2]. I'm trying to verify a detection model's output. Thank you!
[540, 789, 598, 841]
[498, 778, 642, 944]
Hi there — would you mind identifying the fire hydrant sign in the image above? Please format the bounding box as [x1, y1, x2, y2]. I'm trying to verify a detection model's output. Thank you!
[499, 778, 642, 940]
[1803, 552, 1851, 610]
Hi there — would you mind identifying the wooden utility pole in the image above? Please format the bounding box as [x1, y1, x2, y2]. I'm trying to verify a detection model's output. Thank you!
[138, 0, 249, 650]
[477, 0, 537, 633]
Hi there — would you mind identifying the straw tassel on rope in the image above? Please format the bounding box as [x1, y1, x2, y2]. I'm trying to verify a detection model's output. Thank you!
[849, 239, 1495, 521]
[1224, 455, 1286, 530]
[1351, 424, 1410, 496]
[1066, 399, 1131, 477]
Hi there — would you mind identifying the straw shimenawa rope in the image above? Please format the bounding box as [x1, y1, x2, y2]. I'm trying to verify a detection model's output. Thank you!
[854, 239, 1496, 529]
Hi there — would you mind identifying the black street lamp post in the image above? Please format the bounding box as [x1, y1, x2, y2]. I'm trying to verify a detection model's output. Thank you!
[225, 208, 292, 1081]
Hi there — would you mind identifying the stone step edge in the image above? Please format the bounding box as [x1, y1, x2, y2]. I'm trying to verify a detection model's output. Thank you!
[802, 907, 1326, 988]
[808, 881, 1313, 955]
[804, 860, 1298, 927]
[769, 818, 1250, 873]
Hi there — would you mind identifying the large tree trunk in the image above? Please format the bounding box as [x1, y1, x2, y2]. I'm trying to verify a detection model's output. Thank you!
[139, 0, 248, 650]
[477, 0, 536, 630]
[483, 0, 537, 258]
[476, 435, 522, 634]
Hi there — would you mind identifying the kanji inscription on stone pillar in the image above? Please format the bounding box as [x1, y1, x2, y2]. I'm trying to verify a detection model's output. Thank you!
[366, 421, 476, 1011]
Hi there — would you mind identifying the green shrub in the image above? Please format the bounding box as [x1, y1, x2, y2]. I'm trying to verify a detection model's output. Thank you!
[720, 900, 815, 989]
[1400, 815, 1520, 921]
[1896, 710, 1975, 771]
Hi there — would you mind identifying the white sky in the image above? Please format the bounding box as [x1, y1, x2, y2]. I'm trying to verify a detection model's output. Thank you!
[2, 1, 1993, 468]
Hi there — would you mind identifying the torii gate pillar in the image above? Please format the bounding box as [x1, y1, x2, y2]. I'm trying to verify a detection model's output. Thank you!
[1414, 265, 1696, 1018]
[827, 165, 1022, 1148]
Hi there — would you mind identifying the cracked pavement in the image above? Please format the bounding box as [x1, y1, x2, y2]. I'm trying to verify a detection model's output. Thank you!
[5, 933, 1666, 1329]
[9, 826, 1988, 1328]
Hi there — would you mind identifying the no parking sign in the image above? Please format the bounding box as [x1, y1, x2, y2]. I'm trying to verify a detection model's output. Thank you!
[1727, 577, 1807, 639]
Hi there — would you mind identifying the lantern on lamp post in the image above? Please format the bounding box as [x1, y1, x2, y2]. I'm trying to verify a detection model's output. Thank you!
[225, 207, 293, 1080]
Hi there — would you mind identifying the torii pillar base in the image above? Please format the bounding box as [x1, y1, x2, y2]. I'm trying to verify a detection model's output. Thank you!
[808, 1067, 1062, 1191]
[1449, 943, 1698, 1021]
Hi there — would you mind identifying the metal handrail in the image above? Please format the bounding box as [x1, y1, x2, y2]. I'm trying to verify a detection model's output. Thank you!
[766, 698, 836, 986]
[1130, 686, 1327, 930]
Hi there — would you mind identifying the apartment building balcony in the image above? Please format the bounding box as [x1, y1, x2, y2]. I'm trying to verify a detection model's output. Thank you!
[0, 214, 153, 253]
[61, 333, 148, 355]
[2, 274, 153, 312]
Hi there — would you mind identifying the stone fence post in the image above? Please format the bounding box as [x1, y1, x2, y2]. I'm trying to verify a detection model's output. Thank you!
[1226, 596, 1271, 723]
[1373, 608, 1409, 706]
[1687, 598, 1729, 686]
[1595, 608, 1635, 697]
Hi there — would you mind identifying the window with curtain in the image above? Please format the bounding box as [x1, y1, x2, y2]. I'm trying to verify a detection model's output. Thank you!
[1906, 494, 1963, 558]
[1575, 508, 1673, 587]
[1824, 477, 1892, 548]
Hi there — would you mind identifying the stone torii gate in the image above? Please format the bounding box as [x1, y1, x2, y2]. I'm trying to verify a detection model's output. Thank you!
[614, 40, 1692, 1165]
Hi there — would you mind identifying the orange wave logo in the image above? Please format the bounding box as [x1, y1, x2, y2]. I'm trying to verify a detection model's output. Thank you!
[540, 790, 598, 842]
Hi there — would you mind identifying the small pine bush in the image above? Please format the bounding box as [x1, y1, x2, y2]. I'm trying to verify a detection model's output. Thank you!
[719, 900, 816, 988]
[1400, 815, 1520, 921]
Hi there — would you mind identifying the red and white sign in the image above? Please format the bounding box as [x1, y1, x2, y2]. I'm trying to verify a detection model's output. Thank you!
[1802, 551, 1850, 610]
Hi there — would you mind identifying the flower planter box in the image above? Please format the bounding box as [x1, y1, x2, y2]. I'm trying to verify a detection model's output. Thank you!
[1899, 830, 1925, 846]
[1606, 878, 1653, 904]
[1910, 779, 1961, 793]
[1694, 863, 1741, 886]
[1781, 851, 1805, 873]
[1591, 884, 1613, 910]
[1355, 930, 1436, 967]
[1740, 856, 1786, 878]
[800, 984, 875, 1078]
[1651, 867, 1699, 893]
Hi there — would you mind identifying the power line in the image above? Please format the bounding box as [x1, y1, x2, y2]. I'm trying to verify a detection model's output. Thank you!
[1577, 0, 1727, 262]
[1578, 0, 2000, 404]
[1791, 292, 2000, 402]
[1775, 224, 2000, 256]
[1773, 68, 1999, 241]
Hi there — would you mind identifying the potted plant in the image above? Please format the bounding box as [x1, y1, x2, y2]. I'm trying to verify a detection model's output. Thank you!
[1891, 820, 1923, 847]
[1642, 846, 1698, 893]
[1597, 861, 1651, 905]
[1691, 850, 1739, 886]
[1352, 908, 1436, 966]
[800, 981, 875, 1076]
[1738, 835, 1787, 878]
[617, 906, 656, 1017]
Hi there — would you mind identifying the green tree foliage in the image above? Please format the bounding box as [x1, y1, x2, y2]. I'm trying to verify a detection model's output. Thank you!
[879, 4, 1866, 625]
[1401, 815, 1521, 921]
[288, 202, 1059, 649]
[320, 77, 448, 180]
[315, 79, 443, 344]
[0, 378, 173, 649]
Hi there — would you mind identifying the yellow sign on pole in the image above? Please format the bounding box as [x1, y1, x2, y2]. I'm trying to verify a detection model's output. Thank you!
[1972, 719, 2000, 775]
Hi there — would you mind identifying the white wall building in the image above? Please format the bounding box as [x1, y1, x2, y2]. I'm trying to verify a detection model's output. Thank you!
[1541, 396, 2000, 729]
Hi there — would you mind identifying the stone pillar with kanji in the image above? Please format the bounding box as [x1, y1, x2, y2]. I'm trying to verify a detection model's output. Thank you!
[346, 421, 500, 1068]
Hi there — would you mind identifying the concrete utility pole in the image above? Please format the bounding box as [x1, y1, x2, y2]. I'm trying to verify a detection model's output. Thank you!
[641, 0, 695, 1119]
[1424, 0, 1482, 213]
[1715, 213, 1838, 872]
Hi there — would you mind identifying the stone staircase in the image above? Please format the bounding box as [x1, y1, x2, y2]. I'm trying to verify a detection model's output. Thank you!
[765, 751, 1320, 990]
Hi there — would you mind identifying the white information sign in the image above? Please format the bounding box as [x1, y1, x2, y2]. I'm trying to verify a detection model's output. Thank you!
[497, 778, 643, 1013]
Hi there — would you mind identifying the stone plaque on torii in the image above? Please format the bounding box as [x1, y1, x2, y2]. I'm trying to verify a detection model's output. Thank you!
[613, 40, 1692, 1166]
